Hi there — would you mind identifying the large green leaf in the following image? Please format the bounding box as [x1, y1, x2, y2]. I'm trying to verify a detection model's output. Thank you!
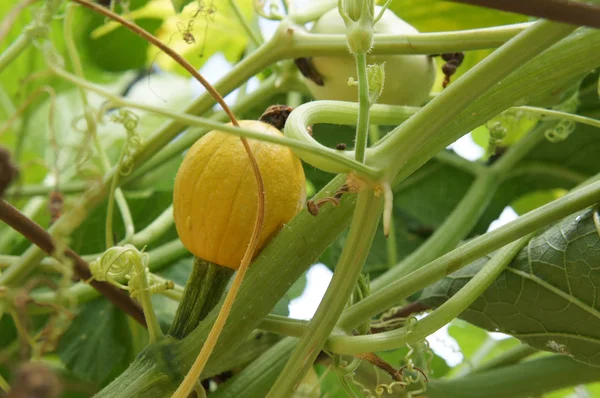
[73, 0, 162, 73]
[419, 207, 600, 367]
[57, 299, 132, 384]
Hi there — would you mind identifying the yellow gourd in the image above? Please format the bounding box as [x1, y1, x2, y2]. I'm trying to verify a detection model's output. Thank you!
[173, 120, 306, 269]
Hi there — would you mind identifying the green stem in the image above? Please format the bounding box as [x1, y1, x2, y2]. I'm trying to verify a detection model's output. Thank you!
[123, 75, 279, 185]
[329, 236, 529, 354]
[169, 258, 234, 339]
[228, 0, 262, 46]
[426, 355, 600, 398]
[0, 31, 30, 74]
[371, 170, 499, 291]
[5, 181, 87, 198]
[339, 178, 600, 331]
[286, 91, 302, 108]
[63, 5, 135, 247]
[0, 0, 62, 73]
[267, 189, 383, 397]
[489, 123, 548, 177]
[288, 0, 336, 23]
[387, 28, 600, 190]
[516, 105, 600, 129]
[373, 120, 555, 292]
[354, 52, 370, 163]
[469, 344, 538, 374]
[210, 338, 297, 398]
[371, 20, 576, 178]
[0, 373, 8, 393]
[507, 161, 589, 186]
[385, 214, 398, 268]
[97, 175, 356, 396]
[286, 22, 533, 57]
[49, 65, 380, 179]
[106, 143, 128, 248]
[132, 251, 164, 343]
[284, 100, 419, 173]
[368, 124, 380, 145]
[130, 205, 173, 247]
[257, 315, 308, 337]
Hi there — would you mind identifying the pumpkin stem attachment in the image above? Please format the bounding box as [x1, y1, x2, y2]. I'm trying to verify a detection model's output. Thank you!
[169, 258, 234, 339]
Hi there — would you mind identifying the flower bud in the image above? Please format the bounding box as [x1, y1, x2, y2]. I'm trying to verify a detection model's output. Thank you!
[338, 0, 377, 54]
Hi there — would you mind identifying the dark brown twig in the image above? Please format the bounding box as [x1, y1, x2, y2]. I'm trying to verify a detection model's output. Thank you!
[0, 147, 19, 198]
[0, 199, 146, 326]
[449, 0, 600, 29]
[355, 352, 410, 382]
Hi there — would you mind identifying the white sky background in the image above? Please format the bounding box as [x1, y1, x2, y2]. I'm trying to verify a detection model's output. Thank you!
[193, 1, 519, 367]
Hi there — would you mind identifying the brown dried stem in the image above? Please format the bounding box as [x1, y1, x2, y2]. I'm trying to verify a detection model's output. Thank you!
[0, 199, 146, 326]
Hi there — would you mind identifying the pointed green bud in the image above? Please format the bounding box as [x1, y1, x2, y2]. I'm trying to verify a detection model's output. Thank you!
[338, 0, 377, 54]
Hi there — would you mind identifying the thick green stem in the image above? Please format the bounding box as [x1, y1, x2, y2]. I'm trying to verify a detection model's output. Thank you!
[286, 22, 532, 56]
[371, 20, 576, 178]
[329, 236, 529, 354]
[354, 52, 370, 163]
[257, 315, 308, 337]
[339, 178, 600, 331]
[426, 355, 600, 398]
[169, 258, 234, 339]
[96, 175, 356, 397]
[211, 338, 297, 398]
[284, 100, 419, 173]
[267, 190, 383, 397]
[372, 120, 554, 292]
[130, 205, 173, 247]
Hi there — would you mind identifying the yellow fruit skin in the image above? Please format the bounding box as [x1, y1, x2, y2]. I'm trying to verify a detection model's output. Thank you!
[173, 120, 306, 270]
[306, 7, 435, 106]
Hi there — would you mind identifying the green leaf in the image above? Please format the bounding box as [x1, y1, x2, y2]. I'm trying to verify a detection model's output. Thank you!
[74, 0, 162, 72]
[171, 0, 196, 13]
[149, 0, 254, 75]
[57, 299, 132, 384]
[419, 207, 600, 367]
